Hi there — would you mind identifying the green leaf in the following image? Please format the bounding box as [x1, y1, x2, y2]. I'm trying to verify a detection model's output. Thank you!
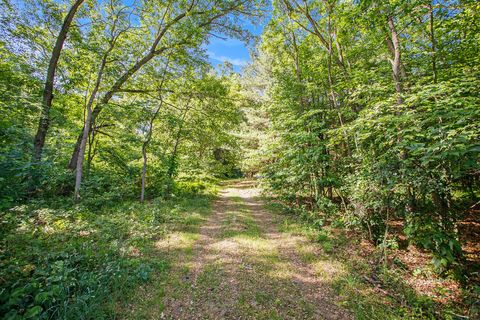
[24, 306, 42, 318]
[34, 292, 50, 304]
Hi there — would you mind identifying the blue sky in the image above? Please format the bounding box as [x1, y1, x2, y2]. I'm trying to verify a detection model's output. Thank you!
[206, 37, 250, 70]
[206, 20, 265, 72]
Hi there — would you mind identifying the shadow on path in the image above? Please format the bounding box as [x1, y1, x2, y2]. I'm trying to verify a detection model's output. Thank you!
[158, 180, 351, 319]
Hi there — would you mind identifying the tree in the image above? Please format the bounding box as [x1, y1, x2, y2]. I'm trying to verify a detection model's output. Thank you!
[139, 57, 171, 202]
[255, 0, 480, 272]
[32, 0, 84, 164]
[73, 0, 133, 200]
[68, 0, 263, 171]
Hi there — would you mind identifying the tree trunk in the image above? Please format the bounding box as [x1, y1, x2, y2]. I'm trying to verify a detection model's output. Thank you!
[165, 102, 191, 197]
[326, 8, 350, 156]
[69, 132, 83, 169]
[74, 105, 92, 201]
[290, 30, 302, 83]
[86, 127, 96, 173]
[32, 0, 84, 163]
[385, 34, 407, 79]
[428, 3, 437, 83]
[289, 29, 305, 112]
[139, 55, 172, 202]
[140, 145, 147, 202]
[167, 112, 189, 179]
[167, 132, 182, 180]
[387, 15, 404, 105]
[74, 45, 112, 200]
[139, 101, 163, 202]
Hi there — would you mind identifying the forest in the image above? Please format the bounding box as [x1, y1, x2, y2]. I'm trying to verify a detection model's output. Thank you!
[0, 0, 479, 319]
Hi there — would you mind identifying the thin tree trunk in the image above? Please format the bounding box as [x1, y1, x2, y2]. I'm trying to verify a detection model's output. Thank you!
[140, 144, 148, 202]
[86, 128, 95, 173]
[385, 34, 407, 79]
[74, 41, 114, 200]
[428, 3, 437, 83]
[32, 0, 84, 163]
[140, 99, 164, 202]
[167, 102, 191, 180]
[326, 8, 350, 156]
[167, 124, 183, 180]
[290, 30, 302, 83]
[331, 26, 349, 73]
[165, 101, 192, 197]
[387, 14, 409, 218]
[387, 15, 404, 105]
[75, 105, 93, 201]
[289, 29, 306, 112]
[140, 56, 172, 202]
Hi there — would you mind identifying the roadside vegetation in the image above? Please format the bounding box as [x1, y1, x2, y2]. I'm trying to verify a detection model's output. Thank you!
[265, 200, 479, 319]
[244, 0, 480, 317]
[1, 181, 216, 319]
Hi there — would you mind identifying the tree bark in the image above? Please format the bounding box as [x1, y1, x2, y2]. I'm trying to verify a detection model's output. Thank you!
[385, 33, 407, 79]
[74, 42, 113, 200]
[387, 15, 404, 105]
[32, 0, 84, 163]
[428, 3, 437, 83]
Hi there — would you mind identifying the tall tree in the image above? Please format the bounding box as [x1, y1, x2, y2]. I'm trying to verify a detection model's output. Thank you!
[140, 58, 171, 202]
[68, 0, 260, 170]
[32, 0, 84, 164]
[73, 2, 131, 200]
[387, 14, 404, 105]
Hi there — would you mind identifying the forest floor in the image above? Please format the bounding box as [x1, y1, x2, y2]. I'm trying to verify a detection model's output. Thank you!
[118, 180, 472, 320]
[122, 180, 351, 319]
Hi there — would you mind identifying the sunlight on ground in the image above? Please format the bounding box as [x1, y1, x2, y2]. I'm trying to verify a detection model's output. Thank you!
[122, 181, 352, 319]
[151, 181, 351, 319]
[155, 231, 198, 251]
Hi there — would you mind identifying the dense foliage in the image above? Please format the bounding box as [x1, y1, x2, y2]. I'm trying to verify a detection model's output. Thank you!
[0, 186, 214, 319]
[0, 0, 259, 206]
[249, 0, 480, 275]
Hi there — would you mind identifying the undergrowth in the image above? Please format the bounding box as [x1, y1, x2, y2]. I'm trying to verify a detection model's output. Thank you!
[0, 181, 215, 319]
[263, 200, 472, 320]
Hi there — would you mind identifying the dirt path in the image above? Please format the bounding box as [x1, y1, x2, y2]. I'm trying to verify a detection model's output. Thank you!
[159, 180, 350, 320]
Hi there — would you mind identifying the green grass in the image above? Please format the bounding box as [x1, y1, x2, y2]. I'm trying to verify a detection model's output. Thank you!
[0, 189, 214, 320]
[221, 200, 261, 239]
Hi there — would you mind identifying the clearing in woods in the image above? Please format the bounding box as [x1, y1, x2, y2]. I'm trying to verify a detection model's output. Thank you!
[124, 180, 351, 319]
